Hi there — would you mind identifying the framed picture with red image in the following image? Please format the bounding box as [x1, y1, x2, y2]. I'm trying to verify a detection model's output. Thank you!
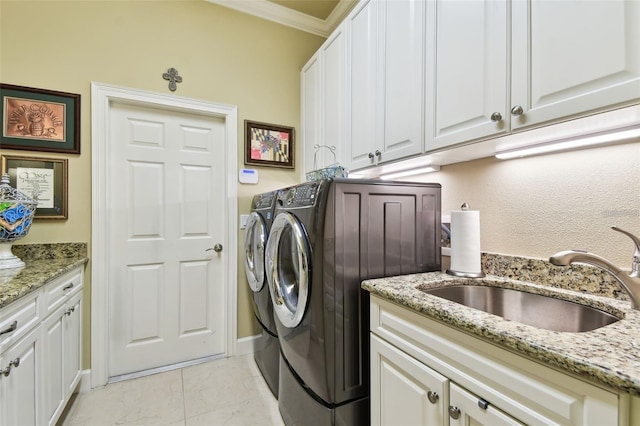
[0, 84, 81, 154]
[244, 120, 294, 169]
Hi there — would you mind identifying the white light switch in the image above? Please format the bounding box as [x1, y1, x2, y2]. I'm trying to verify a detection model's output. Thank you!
[240, 214, 249, 229]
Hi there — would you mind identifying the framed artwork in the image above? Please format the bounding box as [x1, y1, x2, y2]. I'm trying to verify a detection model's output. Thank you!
[1, 154, 69, 220]
[0, 83, 81, 154]
[245, 120, 294, 169]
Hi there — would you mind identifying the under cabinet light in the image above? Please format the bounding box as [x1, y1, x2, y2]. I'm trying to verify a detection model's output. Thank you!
[495, 126, 640, 160]
[380, 165, 441, 180]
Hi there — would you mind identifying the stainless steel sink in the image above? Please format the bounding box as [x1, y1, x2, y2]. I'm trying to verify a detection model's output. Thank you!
[421, 285, 620, 332]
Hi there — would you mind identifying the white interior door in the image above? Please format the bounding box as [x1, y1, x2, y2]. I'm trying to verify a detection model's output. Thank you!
[107, 101, 226, 377]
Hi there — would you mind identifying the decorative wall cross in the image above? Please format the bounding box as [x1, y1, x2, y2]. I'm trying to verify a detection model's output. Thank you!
[162, 68, 183, 91]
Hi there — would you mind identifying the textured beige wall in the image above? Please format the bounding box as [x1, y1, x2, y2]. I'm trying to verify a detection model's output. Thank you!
[1, 0, 323, 365]
[413, 141, 640, 268]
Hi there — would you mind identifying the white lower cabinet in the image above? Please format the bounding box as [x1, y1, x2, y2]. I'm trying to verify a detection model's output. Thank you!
[371, 335, 447, 425]
[372, 334, 523, 426]
[0, 265, 83, 426]
[42, 288, 82, 426]
[370, 296, 620, 425]
[0, 326, 39, 426]
[448, 382, 523, 426]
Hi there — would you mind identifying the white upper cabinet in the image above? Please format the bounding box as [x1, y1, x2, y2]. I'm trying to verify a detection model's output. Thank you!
[303, 0, 640, 172]
[301, 25, 346, 179]
[347, 0, 379, 170]
[379, 0, 425, 162]
[320, 26, 347, 167]
[347, 0, 425, 171]
[301, 52, 321, 177]
[511, 0, 640, 130]
[427, 0, 640, 152]
[426, 0, 508, 151]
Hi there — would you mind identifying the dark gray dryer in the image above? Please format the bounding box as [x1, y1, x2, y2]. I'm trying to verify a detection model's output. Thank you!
[243, 190, 279, 397]
[265, 178, 441, 425]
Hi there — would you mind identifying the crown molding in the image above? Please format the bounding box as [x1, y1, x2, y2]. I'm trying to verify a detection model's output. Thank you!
[205, 0, 355, 37]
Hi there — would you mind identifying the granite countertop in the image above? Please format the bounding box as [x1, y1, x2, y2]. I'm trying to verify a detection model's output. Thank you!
[0, 243, 88, 309]
[362, 271, 640, 396]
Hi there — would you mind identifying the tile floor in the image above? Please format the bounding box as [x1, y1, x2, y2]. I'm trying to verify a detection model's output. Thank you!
[60, 354, 284, 426]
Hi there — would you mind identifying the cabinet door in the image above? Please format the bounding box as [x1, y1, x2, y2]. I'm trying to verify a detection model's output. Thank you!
[511, 0, 640, 129]
[321, 25, 347, 169]
[301, 52, 321, 179]
[347, 0, 379, 170]
[449, 383, 524, 426]
[426, 0, 507, 151]
[371, 335, 447, 426]
[0, 327, 39, 426]
[63, 291, 82, 398]
[379, 0, 425, 162]
[41, 305, 65, 425]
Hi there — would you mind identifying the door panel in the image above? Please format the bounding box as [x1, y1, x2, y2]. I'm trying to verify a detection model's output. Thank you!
[511, 0, 640, 129]
[428, 0, 507, 149]
[179, 260, 213, 335]
[381, 0, 424, 160]
[108, 102, 226, 377]
[127, 264, 163, 344]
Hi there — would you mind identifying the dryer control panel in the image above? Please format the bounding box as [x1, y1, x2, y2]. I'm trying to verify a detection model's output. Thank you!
[279, 182, 320, 207]
[254, 191, 276, 209]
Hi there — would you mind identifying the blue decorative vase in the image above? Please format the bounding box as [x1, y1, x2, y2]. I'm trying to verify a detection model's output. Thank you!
[0, 173, 38, 269]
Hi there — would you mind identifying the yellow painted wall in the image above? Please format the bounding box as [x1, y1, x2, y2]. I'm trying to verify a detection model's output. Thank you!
[1, 0, 324, 367]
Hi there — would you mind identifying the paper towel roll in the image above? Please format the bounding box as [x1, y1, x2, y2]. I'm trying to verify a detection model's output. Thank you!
[448, 207, 484, 277]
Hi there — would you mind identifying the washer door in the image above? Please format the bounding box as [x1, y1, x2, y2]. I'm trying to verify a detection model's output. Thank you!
[265, 212, 311, 328]
[244, 212, 268, 292]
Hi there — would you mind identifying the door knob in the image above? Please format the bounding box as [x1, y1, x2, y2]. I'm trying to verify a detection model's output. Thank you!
[207, 244, 223, 253]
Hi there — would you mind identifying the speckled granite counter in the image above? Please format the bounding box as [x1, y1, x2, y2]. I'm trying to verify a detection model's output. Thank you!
[0, 243, 88, 309]
[362, 255, 640, 396]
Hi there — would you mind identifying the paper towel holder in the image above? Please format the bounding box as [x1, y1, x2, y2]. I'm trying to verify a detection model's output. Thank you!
[446, 202, 486, 278]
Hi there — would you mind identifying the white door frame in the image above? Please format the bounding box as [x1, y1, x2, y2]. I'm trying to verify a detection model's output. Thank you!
[90, 82, 238, 388]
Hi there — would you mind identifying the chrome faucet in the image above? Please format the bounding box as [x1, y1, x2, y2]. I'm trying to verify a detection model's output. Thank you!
[549, 227, 640, 310]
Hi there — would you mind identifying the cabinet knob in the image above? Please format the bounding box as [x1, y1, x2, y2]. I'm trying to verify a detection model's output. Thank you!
[368, 152, 375, 159]
[63, 282, 74, 291]
[0, 358, 20, 377]
[448, 405, 461, 419]
[427, 391, 439, 404]
[490, 112, 502, 122]
[375, 150, 381, 157]
[511, 105, 524, 116]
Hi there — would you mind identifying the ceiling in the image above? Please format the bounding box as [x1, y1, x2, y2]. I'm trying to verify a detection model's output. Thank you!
[206, 0, 357, 37]
[267, 0, 341, 20]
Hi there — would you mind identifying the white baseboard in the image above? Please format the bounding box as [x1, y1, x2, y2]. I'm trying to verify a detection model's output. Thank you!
[236, 334, 260, 356]
[77, 370, 94, 393]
